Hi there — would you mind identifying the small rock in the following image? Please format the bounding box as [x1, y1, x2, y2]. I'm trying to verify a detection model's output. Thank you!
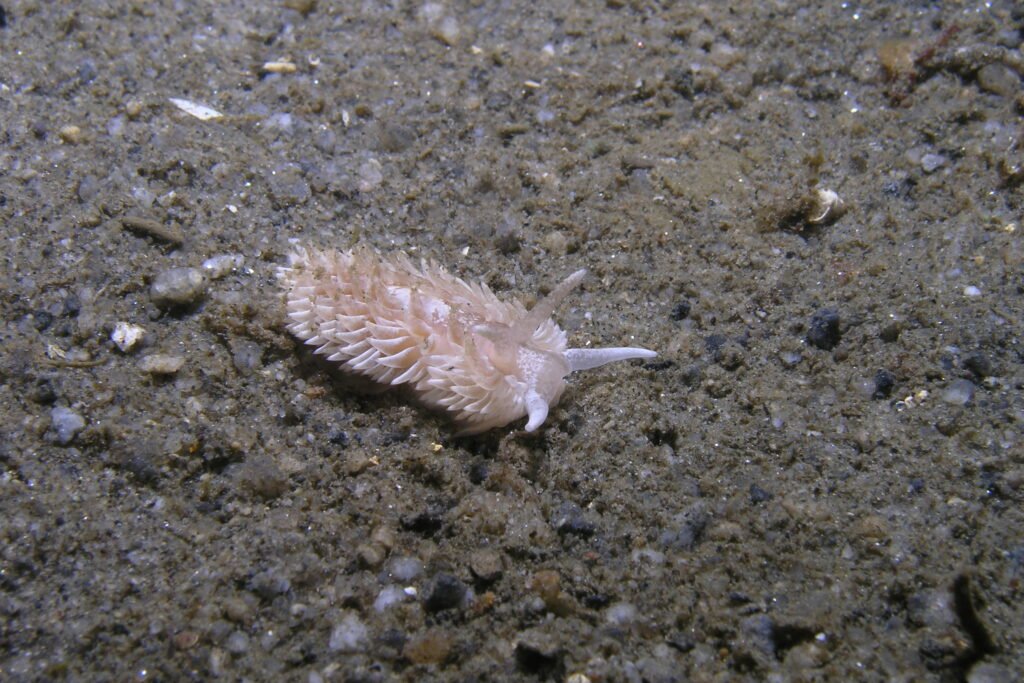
[468, 548, 504, 583]
[387, 556, 423, 582]
[921, 153, 947, 173]
[138, 354, 185, 375]
[201, 253, 245, 280]
[976, 63, 1019, 98]
[403, 629, 452, 665]
[267, 164, 311, 207]
[779, 350, 803, 368]
[942, 379, 975, 406]
[235, 455, 288, 499]
[749, 484, 772, 503]
[225, 631, 249, 654]
[150, 267, 206, 308]
[373, 585, 407, 612]
[356, 542, 386, 569]
[963, 352, 992, 379]
[59, 125, 83, 144]
[51, 405, 86, 445]
[967, 662, 1015, 683]
[551, 501, 597, 538]
[329, 612, 369, 653]
[671, 300, 691, 321]
[423, 573, 466, 613]
[111, 321, 146, 352]
[247, 568, 291, 599]
[357, 159, 383, 192]
[806, 309, 841, 350]
[873, 369, 896, 399]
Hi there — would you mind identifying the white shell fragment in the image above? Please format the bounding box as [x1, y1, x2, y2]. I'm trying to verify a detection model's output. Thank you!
[808, 189, 845, 225]
[168, 98, 224, 121]
[278, 245, 657, 434]
[111, 322, 146, 352]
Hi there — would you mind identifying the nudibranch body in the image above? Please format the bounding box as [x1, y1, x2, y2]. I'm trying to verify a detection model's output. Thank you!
[278, 245, 656, 434]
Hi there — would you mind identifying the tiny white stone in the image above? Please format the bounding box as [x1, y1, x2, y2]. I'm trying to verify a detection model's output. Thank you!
[202, 254, 245, 280]
[963, 285, 981, 297]
[111, 321, 146, 352]
[328, 612, 368, 653]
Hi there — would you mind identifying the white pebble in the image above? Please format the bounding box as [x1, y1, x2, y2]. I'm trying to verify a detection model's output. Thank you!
[921, 153, 947, 173]
[357, 159, 383, 192]
[111, 322, 146, 352]
[51, 406, 86, 445]
[605, 601, 638, 626]
[963, 285, 982, 297]
[328, 612, 368, 653]
[202, 254, 245, 280]
[387, 556, 423, 581]
[373, 585, 408, 612]
[942, 379, 975, 406]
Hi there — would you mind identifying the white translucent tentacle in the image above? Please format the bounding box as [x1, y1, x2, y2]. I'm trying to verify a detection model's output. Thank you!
[523, 389, 550, 432]
[565, 347, 657, 373]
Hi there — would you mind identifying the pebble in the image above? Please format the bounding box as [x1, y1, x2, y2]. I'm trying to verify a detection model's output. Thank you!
[357, 159, 384, 192]
[605, 602, 638, 626]
[111, 322, 146, 352]
[963, 285, 982, 297]
[373, 585, 407, 612]
[468, 548, 504, 583]
[976, 63, 1019, 98]
[423, 573, 466, 613]
[328, 612, 369, 653]
[942, 379, 975, 406]
[962, 352, 992, 379]
[138, 354, 185, 375]
[267, 164, 311, 206]
[51, 405, 86, 444]
[873, 369, 896, 399]
[403, 629, 453, 665]
[921, 153, 947, 173]
[150, 267, 206, 308]
[387, 556, 423, 582]
[806, 309, 841, 350]
[225, 630, 249, 654]
[671, 300, 691, 320]
[59, 125, 83, 144]
[779, 350, 803, 367]
[201, 253, 245, 280]
[968, 662, 1015, 683]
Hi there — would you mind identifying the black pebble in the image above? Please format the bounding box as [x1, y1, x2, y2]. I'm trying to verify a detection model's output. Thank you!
[0, 5, 7, 29]
[328, 430, 349, 447]
[963, 352, 992, 379]
[62, 293, 81, 317]
[749, 484, 772, 504]
[32, 310, 54, 331]
[423, 573, 466, 612]
[671, 300, 691, 320]
[806, 309, 841, 350]
[873, 369, 896, 399]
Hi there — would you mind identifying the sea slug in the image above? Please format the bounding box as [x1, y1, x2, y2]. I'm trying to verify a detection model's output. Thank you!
[278, 245, 657, 434]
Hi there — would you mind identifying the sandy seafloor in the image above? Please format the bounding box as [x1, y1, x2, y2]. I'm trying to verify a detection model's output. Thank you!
[1, 1, 1023, 681]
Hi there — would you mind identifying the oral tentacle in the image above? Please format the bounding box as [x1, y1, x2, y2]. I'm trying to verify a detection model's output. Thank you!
[565, 347, 657, 373]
